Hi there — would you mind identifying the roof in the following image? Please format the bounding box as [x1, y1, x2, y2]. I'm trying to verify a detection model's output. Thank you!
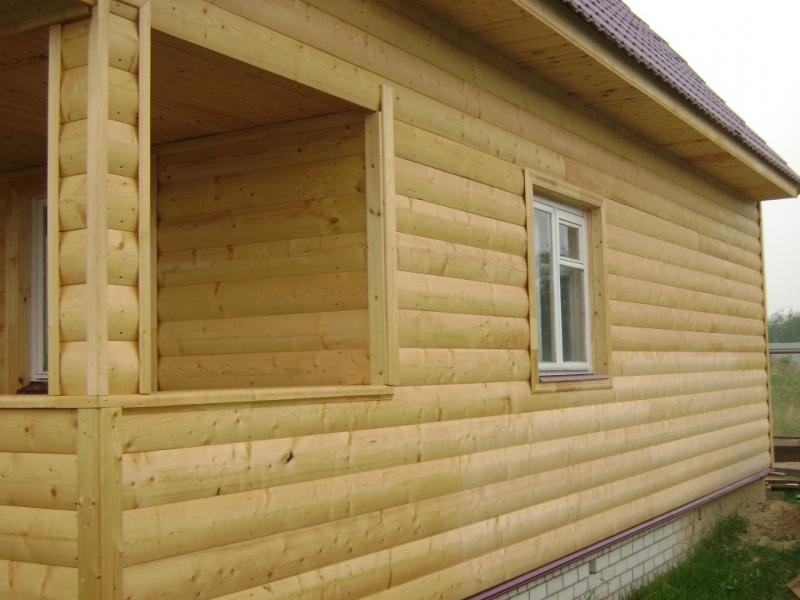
[561, 0, 800, 186]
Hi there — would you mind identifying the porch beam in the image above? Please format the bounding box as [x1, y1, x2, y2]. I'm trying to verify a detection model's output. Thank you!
[0, 0, 90, 39]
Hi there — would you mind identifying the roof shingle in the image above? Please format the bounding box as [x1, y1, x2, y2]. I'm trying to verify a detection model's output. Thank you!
[561, 0, 800, 185]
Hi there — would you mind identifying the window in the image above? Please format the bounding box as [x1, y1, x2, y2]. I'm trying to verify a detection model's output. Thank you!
[29, 196, 47, 382]
[525, 170, 612, 391]
[534, 197, 591, 373]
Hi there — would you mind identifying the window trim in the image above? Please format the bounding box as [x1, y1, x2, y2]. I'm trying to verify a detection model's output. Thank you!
[524, 170, 612, 394]
[29, 195, 47, 383]
[534, 197, 592, 373]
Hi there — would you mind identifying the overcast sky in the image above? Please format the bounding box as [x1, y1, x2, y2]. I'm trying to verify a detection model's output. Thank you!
[623, 0, 800, 315]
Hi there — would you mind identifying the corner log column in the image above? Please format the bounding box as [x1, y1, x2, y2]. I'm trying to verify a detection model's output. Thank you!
[48, 1, 150, 598]
[50, 0, 150, 397]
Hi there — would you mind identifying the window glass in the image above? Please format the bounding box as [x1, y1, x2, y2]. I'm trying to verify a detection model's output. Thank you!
[559, 264, 586, 363]
[559, 222, 581, 260]
[533, 196, 591, 372]
[535, 208, 555, 363]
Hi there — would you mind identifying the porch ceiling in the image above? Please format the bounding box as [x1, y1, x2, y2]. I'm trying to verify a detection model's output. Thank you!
[0, 24, 357, 176]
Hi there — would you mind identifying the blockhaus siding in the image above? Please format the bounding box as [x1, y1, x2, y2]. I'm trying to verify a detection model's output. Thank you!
[0, 0, 779, 598]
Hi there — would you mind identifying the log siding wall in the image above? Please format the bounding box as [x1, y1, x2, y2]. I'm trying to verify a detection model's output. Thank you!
[155, 112, 371, 390]
[112, 1, 772, 597]
[0, 0, 774, 598]
[0, 408, 79, 599]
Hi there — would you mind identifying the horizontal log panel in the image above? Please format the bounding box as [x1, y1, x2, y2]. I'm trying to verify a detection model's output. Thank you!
[532, 370, 767, 411]
[0, 452, 77, 510]
[59, 119, 138, 178]
[157, 120, 366, 185]
[158, 349, 370, 391]
[0, 506, 78, 567]
[394, 121, 524, 195]
[121, 423, 764, 567]
[119, 386, 764, 510]
[60, 341, 139, 395]
[120, 382, 530, 453]
[220, 0, 757, 232]
[610, 301, 764, 337]
[61, 13, 138, 72]
[127, 417, 763, 562]
[122, 441, 766, 599]
[60, 65, 139, 125]
[396, 195, 527, 256]
[0, 410, 77, 454]
[397, 272, 529, 318]
[392, 89, 566, 187]
[397, 348, 530, 385]
[158, 310, 369, 356]
[60, 229, 139, 285]
[607, 224, 762, 288]
[608, 274, 763, 320]
[122, 402, 759, 522]
[157, 193, 366, 252]
[399, 310, 529, 349]
[158, 233, 366, 287]
[60, 284, 138, 342]
[397, 233, 527, 287]
[607, 249, 764, 304]
[0, 559, 77, 600]
[395, 158, 526, 225]
[158, 271, 368, 322]
[365, 453, 770, 600]
[59, 173, 139, 232]
[611, 351, 766, 377]
[158, 155, 365, 221]
[606, 201, 761, 272]
[611, 325, 765, 353]
[563, 155, 761, 244]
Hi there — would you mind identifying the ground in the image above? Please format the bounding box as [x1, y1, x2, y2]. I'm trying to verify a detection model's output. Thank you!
[771, 358, 800, 436]
[627, 496, 800, 599]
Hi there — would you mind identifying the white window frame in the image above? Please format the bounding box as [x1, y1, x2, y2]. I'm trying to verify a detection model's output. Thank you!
[534, 196, 592, 373]
[29, 195, 47, 382]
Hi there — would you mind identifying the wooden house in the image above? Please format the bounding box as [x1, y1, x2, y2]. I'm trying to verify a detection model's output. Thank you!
[0, 0, 798, 598]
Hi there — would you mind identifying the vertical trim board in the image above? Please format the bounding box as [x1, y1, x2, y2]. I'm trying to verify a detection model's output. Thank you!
[137, 1, 152, 393]
[48, 24, 63, 394]
[365, 110, 388, 384]
[380, 85, 399, 384]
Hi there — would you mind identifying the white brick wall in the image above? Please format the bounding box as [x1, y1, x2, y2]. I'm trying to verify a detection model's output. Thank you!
[491, 479, 763, 600]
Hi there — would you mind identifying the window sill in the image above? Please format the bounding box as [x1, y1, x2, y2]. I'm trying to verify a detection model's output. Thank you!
[533, 374, 611, 394]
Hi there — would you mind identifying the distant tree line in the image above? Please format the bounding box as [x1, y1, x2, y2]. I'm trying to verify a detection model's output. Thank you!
[769, 309, 800, 343]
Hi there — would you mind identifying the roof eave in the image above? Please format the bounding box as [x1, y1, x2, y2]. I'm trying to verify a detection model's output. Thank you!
[513, 0, 799, 200]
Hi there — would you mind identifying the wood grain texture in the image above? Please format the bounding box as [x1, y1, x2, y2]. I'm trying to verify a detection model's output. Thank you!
[156, 115, 370, 390]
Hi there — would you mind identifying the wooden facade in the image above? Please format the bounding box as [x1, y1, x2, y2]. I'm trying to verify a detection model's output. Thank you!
[0, 0, 797, 598]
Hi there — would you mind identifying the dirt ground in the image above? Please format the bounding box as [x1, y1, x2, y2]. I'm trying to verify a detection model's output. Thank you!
[743, 498, 800, 549]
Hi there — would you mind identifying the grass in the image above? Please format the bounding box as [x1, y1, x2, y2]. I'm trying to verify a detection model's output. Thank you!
[626, 515, 800, 600]
[771, 357, 800, 437]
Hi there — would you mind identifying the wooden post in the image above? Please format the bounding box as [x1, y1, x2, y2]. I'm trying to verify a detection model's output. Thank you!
[49, 0, 148, 395]
[380, 86, 399, 384]
[48, 0, 150, 596]
[365, 111, 387, 383]
[77, 406, 122, 598]
[48, 25, 62, 394]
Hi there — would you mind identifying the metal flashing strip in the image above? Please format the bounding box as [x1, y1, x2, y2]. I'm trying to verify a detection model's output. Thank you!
[469, 468, 770, 600]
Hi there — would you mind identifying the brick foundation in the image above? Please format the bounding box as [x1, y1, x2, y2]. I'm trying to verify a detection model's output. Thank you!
[493, 478, 765, 600]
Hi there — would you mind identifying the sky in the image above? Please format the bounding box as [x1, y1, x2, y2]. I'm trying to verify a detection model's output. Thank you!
[622, 0, 800, 315]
